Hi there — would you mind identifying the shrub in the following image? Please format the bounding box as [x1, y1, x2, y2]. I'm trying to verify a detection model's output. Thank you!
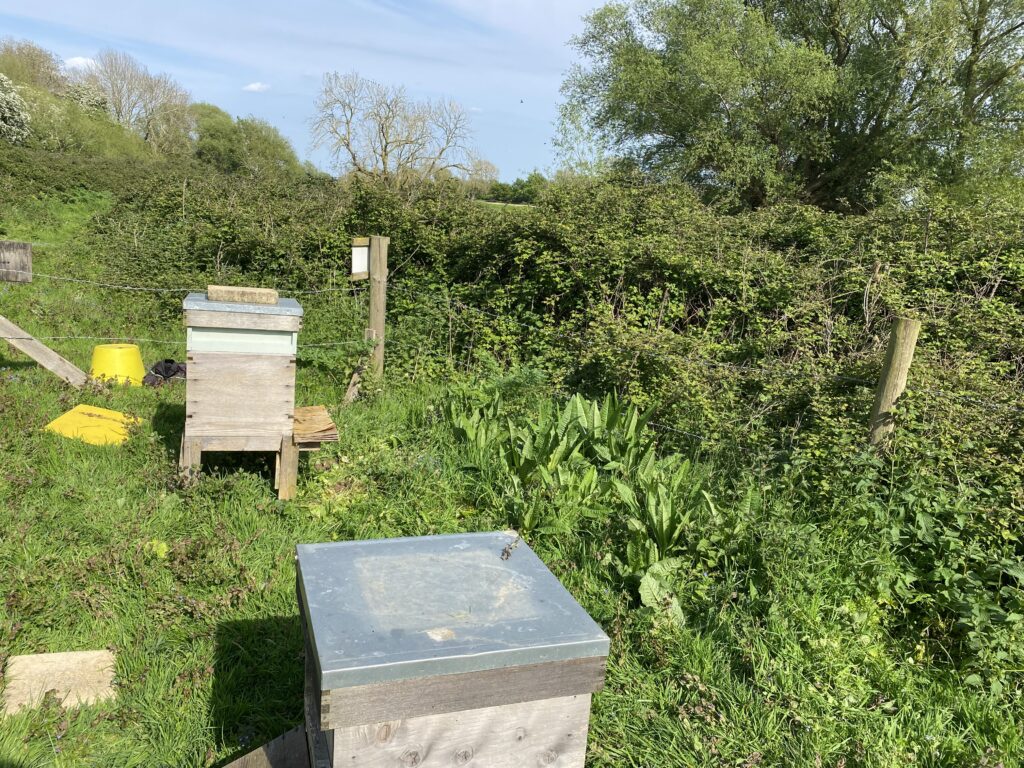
[0, 73, 30, 144]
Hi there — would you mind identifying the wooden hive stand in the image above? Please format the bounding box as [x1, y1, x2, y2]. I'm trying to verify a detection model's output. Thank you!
[178, 288, 337, 500]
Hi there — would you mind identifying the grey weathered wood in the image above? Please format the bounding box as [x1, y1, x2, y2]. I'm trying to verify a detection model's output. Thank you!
[185, 353, 295, 439]
[0, 240, 31, 282]
[194, 435, 287, 452]
[344, 363, 364, 404]
[869, 317, 922, 444]
[305, 635, 334, 768]
[222, 726, 310, 768]
[316, 656, 605, 731]
[324, 694, 591, 768]
[185, 309, 301, 333]
[0, 315, 88, 388]
[178, 435, 203, 473]
[207, 285, 279, 305]
[368, 236, 388, 378]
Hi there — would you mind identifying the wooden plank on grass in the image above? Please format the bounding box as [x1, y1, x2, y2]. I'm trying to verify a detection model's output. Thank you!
[0, 315, 88, 388]
[2, 650, 115, 714]
[207, 285, 279, 305]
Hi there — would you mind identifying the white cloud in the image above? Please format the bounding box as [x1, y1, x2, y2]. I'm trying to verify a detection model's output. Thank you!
[242, 81, 271, 92]
[64, 56, 96, 70]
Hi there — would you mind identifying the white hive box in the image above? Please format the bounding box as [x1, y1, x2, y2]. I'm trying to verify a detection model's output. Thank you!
[182, 291, 303, 452]
[296, 532, 610, 768]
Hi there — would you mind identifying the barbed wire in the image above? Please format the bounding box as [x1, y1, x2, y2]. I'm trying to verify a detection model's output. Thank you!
[1, 334, 367, 350]
[4, 268, 1021, 418]
[3, 268, 367, 297]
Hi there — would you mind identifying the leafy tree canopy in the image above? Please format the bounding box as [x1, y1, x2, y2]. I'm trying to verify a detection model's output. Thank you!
[191, 103, 302, 179]
[563, 0, 1024, 208]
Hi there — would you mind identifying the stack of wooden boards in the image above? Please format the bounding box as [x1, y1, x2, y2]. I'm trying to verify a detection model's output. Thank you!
[293, 406, 340, 450]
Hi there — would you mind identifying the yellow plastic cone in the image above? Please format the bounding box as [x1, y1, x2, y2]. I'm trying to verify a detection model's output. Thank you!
[90, 344, 146, 386]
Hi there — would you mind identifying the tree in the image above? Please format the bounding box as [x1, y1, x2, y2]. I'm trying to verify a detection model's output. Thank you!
[191, 103, 303, 179]
[191, 103, 243, 172]
[236, 117, 303, 178]
[312, 71, 474, 188]
[85, 49, 191, 154]
[464, 156, 499, 198]
[0, 38, 64, 91]
[564, 0, 1024, 208]
[0, 73, 30, 145]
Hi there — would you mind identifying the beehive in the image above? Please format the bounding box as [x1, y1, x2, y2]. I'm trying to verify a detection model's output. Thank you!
[181, 291, 302, 453]
[296, 531, 610, 768]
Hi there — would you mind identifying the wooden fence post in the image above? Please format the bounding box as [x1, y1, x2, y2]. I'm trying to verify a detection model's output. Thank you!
[367, 236, 389, 378]
[868, 317, 922, 445]
[0, 241, 32, 283]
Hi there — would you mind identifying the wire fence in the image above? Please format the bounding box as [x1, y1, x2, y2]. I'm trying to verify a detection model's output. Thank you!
[3, 265, 1022, 420]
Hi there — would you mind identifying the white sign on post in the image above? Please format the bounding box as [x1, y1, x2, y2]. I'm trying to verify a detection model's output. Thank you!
[351, 237, 369, 281]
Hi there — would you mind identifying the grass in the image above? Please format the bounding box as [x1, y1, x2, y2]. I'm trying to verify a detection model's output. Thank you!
[1, 195, 1021, 768]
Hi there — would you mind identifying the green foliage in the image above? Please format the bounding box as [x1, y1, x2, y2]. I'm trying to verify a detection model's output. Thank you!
[483, 171, 548, 204]
[0, 73, 30, 144]
[19, 84, 151, 158]
[0, 38, 64, 91]
[191, 103, 303, 180]
[566, 0, 1024, 208]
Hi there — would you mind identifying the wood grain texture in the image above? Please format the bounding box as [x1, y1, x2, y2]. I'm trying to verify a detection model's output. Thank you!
[0, 315, 87, 388]
[305, 634, 335, 768]
[185, 352, 295, 438]
[0, 240, 31, 282]
[869, 317, 922, 444]
[325, 694, 591, 767]
[368, 236, 389, 377]
[207, 285, 279, 304]
[293, 406, 338, 445]
[185, 309, 301, 333]
[277, 436, 299, 500]
[317, 656, 606, 731]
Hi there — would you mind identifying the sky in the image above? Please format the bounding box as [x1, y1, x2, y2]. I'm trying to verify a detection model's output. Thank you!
[0, 0, 605, 180]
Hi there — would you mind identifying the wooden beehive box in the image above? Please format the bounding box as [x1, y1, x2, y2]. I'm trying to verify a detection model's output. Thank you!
[0, 240, 32, 283]
[295, 532, 610, 768]
[182, 291, 302, 452]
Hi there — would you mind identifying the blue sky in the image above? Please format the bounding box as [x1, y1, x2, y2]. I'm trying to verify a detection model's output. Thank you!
[0, 0, 604, 179]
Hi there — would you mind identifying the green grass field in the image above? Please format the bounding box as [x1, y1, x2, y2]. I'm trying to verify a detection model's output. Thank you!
[1, 196, 1020, 768]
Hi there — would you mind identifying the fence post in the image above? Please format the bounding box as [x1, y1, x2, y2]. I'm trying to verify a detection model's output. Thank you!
[367, 236, 389, 378]
[868, 317, 922, 445]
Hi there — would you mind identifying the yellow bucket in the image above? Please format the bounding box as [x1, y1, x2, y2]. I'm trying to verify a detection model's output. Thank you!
[90, 344, 146, 386]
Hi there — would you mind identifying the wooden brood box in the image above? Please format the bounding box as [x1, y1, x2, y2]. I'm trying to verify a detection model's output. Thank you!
[179, 291, 303, 486]
[296, 532, 609, 768]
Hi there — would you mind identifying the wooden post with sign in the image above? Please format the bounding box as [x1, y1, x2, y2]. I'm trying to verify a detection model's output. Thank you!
[868, 316, 921, 445]
[350, 235, 388, 382]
